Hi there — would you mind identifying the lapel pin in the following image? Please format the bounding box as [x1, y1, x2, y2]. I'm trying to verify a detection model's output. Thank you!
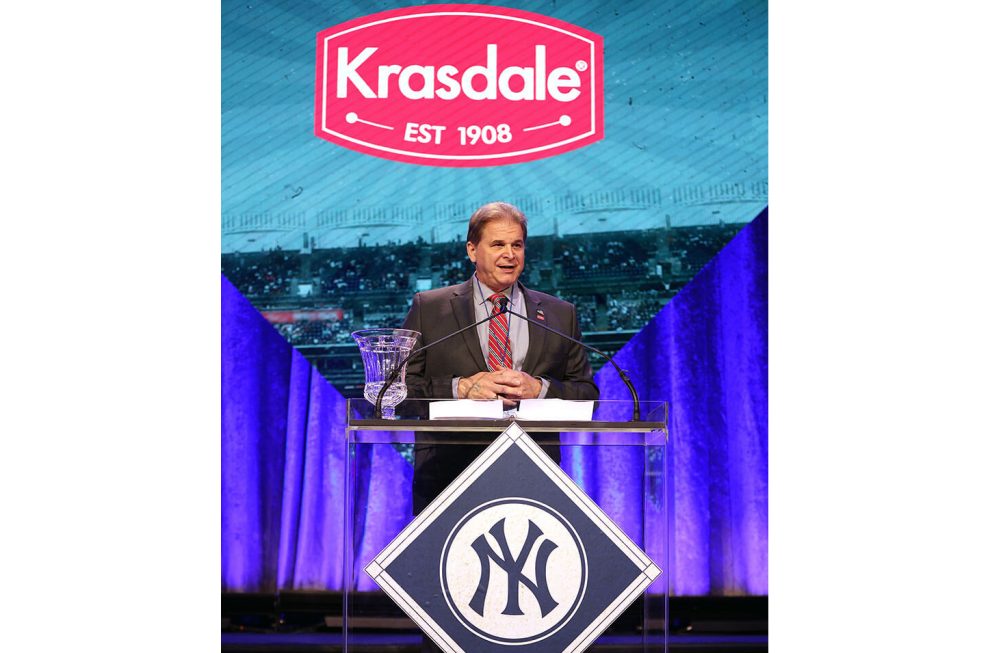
[536, 308, 546, 321]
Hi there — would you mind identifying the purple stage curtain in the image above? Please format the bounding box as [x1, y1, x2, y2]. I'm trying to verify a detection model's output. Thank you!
[221, 278, 412, 591]
[221, 210, 767, 595]
[577, 211, 768, 595]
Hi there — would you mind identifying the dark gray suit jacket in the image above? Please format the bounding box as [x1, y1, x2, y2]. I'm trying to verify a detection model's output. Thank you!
[400, 279, 599, 400]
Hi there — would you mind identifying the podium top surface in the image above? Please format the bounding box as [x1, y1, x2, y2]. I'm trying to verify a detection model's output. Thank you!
[346, 399, 667, 434]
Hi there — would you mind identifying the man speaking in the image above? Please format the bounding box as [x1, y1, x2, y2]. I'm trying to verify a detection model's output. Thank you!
[401, 201, 599, 513]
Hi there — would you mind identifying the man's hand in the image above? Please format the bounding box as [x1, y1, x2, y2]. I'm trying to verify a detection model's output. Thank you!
[457, 369, 543, 407]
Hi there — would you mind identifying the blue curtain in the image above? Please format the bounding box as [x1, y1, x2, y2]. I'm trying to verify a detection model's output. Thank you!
[221, 211, 767, 595]
[579, 210, 768, 595]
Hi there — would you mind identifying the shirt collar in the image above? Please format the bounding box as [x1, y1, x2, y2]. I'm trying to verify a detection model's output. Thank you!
[473, 274, 518, 306]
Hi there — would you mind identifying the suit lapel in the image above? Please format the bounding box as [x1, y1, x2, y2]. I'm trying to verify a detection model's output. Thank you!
[521, 283, 546, 374]
[450, 279, 487, 371]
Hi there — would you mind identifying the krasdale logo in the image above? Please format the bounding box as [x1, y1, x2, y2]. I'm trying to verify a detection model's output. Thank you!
[314, 4, 604, 167]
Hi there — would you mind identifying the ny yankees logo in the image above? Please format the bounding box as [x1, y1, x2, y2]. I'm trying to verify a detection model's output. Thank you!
[469, 517, 559, 617]
[441, 498, 588, 644]
[367, 425, 664, 652]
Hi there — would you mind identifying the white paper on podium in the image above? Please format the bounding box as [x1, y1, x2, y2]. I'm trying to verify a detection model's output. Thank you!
[428, 399, 503, 420]
[515, 399, 595, 421]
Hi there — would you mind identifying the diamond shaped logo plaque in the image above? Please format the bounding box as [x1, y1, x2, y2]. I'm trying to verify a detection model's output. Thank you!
[366, 422, 661, 652]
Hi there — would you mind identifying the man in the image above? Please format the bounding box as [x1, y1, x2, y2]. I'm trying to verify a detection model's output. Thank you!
[401, 201, 599, 514]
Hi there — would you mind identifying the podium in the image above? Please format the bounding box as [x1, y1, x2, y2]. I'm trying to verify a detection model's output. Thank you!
[344, 399, 668, 652]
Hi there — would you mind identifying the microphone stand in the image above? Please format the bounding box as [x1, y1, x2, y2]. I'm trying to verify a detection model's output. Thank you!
[504, 309, 641, 422]
[374, 313, 499, 418]
[374, 306, 641, 422]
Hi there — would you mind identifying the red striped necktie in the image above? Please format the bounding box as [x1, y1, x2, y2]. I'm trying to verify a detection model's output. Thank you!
[487, 293, 512, 370]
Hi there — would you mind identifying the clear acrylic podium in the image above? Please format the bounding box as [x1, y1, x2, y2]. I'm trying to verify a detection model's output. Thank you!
[344, 399, 669, 652]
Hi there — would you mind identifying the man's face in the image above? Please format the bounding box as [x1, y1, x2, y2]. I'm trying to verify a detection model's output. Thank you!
[467, 218, 525, 291]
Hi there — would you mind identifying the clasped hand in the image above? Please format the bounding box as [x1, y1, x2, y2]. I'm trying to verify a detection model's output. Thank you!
[457, 367, 542, 407]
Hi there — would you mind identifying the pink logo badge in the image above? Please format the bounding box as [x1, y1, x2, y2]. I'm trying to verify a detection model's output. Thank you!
[314, 5, 604, 167]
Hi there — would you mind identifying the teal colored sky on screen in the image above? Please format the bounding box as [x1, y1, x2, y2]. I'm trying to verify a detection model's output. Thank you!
[222, 0, 767, 253]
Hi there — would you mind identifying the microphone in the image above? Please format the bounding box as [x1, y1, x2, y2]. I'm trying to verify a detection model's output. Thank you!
[375, 300, 641, 421]
[503, 308, 641, 421]
[374, 310, 502, 418]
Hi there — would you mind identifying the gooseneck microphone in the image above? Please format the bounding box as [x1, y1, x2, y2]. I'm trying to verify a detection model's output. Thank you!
[374, 301, 641, 421]
[503, 308, 641, 421]
[374, 311, 501, 418]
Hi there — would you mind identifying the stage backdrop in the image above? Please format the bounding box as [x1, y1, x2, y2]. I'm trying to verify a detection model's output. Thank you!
[222, 211, 767, 596]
